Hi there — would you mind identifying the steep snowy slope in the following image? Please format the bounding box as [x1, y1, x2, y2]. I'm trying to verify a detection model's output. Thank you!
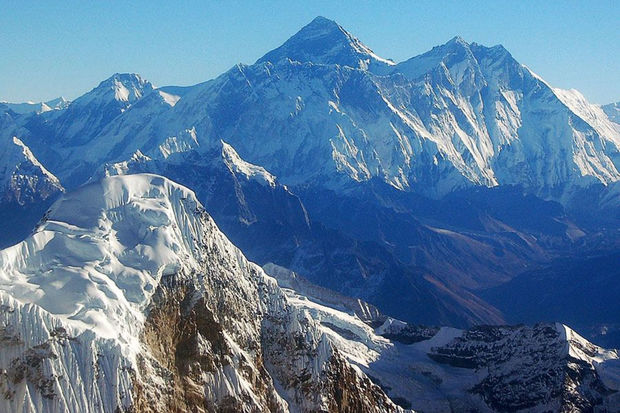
[0, 174, 401, 412]
[388, 39, 620, 195]
[0, 134, 63, 205]
[603, 101, 620, 125]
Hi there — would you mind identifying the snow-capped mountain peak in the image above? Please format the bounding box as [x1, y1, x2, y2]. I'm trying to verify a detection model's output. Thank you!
[220, 141, 277, 187]
[0, 174, 201, 344]
[393, 35, 485, 82]
[257, 16, 394, 70]
[77, 73, 154, 106]
[0, 96, 70, 115]
[45, 73, 156, 148]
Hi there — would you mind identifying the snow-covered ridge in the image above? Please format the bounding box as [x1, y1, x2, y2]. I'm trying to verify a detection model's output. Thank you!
[221, 141, 277, 187]
[267, 264, 620, 412]
[0, 97, 69, 114]
[84, 73, 154, 105]
[553, 88, 620, 147]
[0, 135, 63, 204]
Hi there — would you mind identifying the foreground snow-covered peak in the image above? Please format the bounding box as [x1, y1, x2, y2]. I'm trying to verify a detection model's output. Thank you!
[0, 173, 402, 412]
[257, 16, 394, 70]
[0, 174, 202, 343]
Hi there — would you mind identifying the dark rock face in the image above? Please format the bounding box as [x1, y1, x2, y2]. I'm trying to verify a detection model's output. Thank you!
[133, 252, 401, 412]
[428, 324, 617, 412]
[7, 343, 58, 401]
[137, 277, 282, 413]
[380, 324, 440, 345]
[321, 353, 401, 413]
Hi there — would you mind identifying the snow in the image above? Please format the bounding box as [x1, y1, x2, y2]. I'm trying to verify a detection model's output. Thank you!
[72, 73, 154, 108]
[4, 25, 618, 202]
[0, 173, 405, 412]
[157, 90, 180, 107]
[0, 97, 69, 114]
[262, 264, 620, 412]
[560, 324, 620, 390]
[553, 88, 620, 148]
[0, 135, 64, 204]
[0, 174, 202, 346]
[256, 16, 394, 71]
[602, 101, 620, 125]
[221, 141, 277, 187]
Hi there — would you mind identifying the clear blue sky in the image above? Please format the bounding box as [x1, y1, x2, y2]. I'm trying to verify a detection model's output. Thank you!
[1, 1, 618, 104]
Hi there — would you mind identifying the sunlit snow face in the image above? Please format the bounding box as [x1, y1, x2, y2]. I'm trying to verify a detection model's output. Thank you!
[0, 175, 200, 341]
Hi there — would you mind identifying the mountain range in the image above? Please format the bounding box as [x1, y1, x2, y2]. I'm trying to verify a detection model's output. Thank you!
[1, 16, 620, 411]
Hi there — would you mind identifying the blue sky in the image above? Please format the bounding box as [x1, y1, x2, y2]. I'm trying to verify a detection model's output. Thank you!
[1, 1, 618, 104]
